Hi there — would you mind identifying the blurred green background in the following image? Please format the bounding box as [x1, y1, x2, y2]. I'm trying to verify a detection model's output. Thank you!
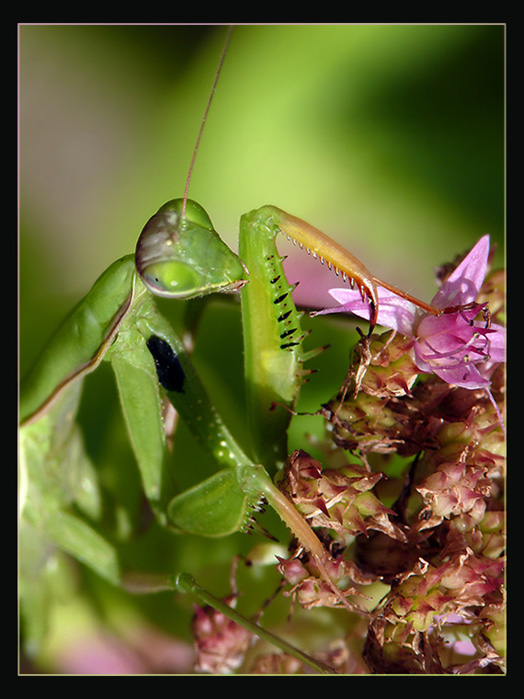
[20, 24, 504, 373]
[19, 24, 505, 672]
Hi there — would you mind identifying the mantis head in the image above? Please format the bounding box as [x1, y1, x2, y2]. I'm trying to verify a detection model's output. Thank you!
[136, 198, 247, 299]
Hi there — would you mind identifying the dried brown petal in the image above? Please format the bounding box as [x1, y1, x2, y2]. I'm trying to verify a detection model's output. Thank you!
[276, 549, 377, 612]
[278, 450, 406, 541]
[363, 616, 446, 674]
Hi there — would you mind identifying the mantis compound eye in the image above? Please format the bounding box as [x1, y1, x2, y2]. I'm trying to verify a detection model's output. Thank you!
[135, 198, 247, 299]
[139, 260, 203, 298]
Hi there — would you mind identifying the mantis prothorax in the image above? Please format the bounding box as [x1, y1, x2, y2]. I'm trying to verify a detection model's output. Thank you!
[19, 27, 451, 672]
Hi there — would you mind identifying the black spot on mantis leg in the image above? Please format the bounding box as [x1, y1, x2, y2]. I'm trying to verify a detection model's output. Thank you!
[146, 335, 186, 393]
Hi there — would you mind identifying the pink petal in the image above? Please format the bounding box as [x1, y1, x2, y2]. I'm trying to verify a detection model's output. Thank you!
[484, 323, 505, 362]
[315, 286, 417, 336]
[431, 235, 490, 308]
[431, 362, 491, 390]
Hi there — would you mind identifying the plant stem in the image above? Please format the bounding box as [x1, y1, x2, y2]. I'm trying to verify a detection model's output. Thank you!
[122, 571, 337, 674]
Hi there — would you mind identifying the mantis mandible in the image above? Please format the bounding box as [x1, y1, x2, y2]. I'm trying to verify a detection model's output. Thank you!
[19, 27, 452, 673]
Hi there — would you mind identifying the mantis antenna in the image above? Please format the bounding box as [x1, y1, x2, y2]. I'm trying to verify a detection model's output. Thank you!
[135, 25, 245, 300]
[181, 25, 234, 219]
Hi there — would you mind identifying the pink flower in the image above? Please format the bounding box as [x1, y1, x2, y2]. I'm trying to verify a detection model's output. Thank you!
[313, 235, 505, 390]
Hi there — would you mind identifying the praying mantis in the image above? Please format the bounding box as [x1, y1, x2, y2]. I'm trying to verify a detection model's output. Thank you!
[19, 25, 504, 673]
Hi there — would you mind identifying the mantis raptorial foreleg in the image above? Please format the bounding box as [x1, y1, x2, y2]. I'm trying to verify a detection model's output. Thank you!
[239, 208, 308, 470]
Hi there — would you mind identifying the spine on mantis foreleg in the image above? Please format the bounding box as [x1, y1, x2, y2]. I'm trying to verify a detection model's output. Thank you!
[239, 207, 310, 472]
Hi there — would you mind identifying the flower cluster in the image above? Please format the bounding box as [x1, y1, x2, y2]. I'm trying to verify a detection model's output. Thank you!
[269, 237, 505, 674]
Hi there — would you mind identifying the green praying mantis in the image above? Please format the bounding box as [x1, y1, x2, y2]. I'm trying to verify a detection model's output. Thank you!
[19, 28, 462, 673]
